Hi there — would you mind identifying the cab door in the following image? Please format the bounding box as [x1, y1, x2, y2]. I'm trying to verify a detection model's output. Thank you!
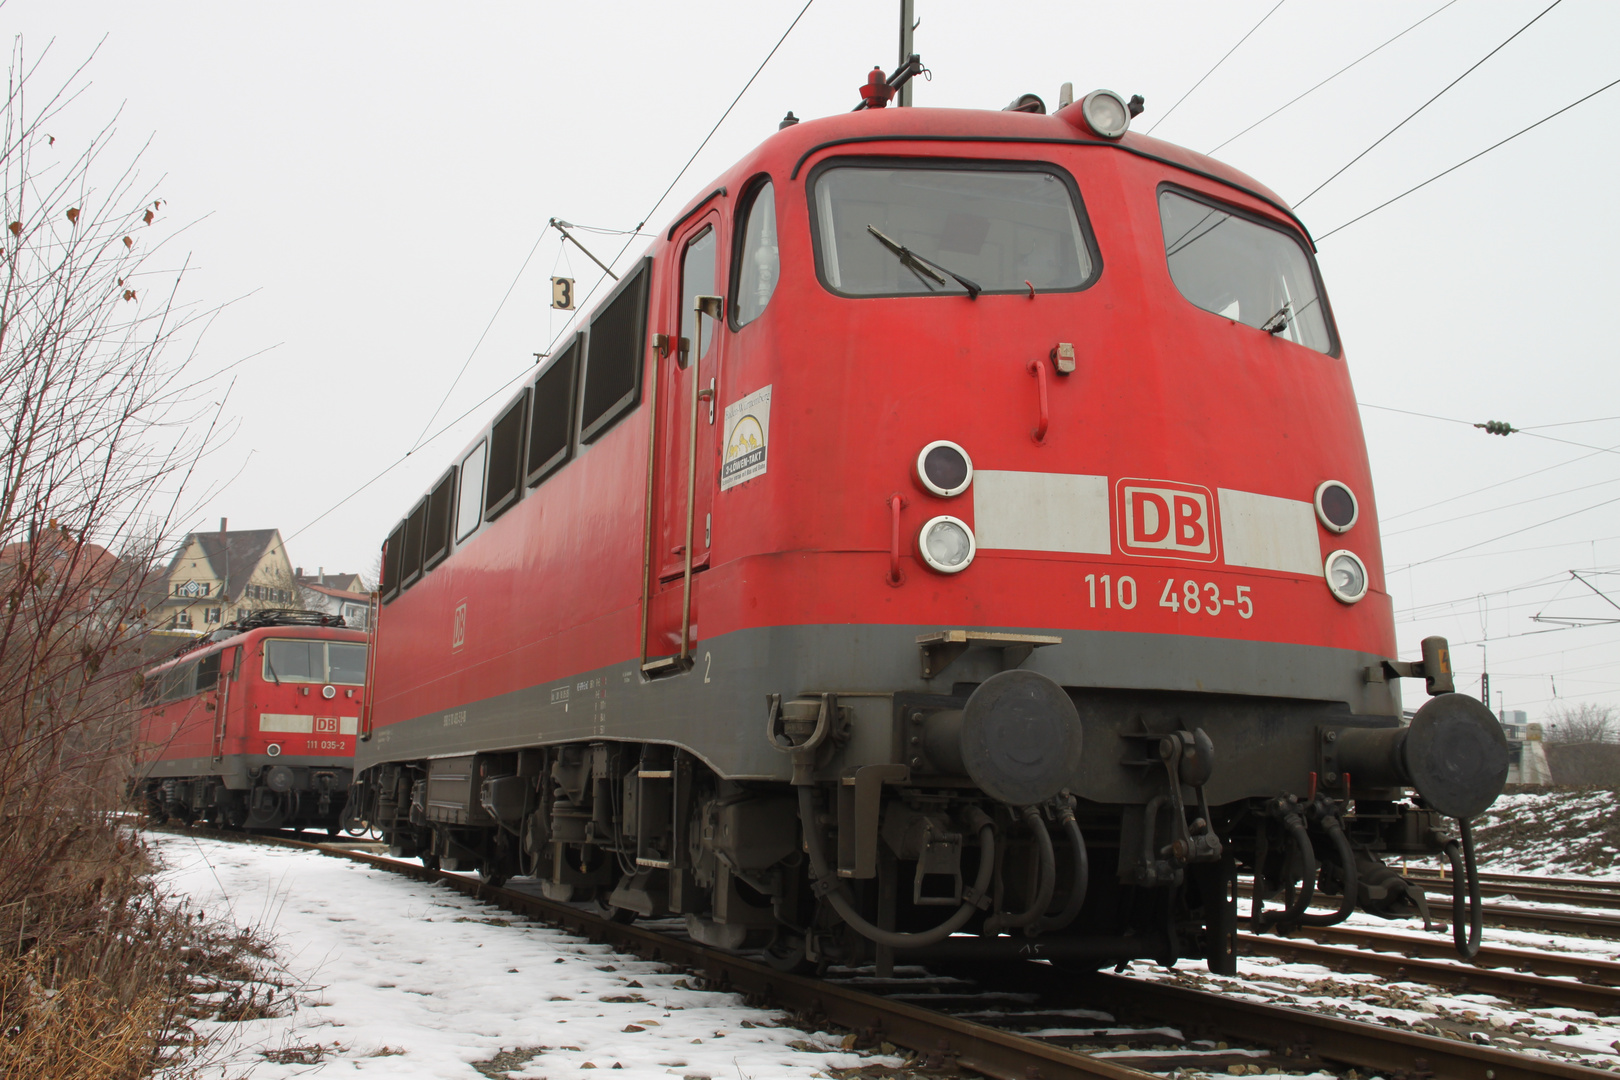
[210, 646, 240, 761]
[644, 213, 726, 671]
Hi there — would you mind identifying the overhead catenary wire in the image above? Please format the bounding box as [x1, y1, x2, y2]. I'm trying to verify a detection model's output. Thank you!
[1146, 0, 1288, 136]
[1390, 494, 1620, 573]
[406, 229, 549, 453]
[1295, 0, 1564, 207]
[529, 0, 818, 365]
[1317, 73, 1620, 241]
[1207, 0, 1461, 155]
[1358, 401, 1620, 458]
[285, 0, 817, 546]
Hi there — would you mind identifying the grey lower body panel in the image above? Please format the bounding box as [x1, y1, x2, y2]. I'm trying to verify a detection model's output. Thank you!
[359, 623, 1398, 805]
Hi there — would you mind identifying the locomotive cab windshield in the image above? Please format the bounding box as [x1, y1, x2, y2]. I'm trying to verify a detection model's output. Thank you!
[810, 161, 1098, 297]
[1159, 187, 1336, 354]
[264, 638, 368, 685]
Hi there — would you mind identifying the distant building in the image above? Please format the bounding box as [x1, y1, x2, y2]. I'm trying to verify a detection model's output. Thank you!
[1501, 709, 1552, 785]
[1499, 708, 1529, 741]
[161, 520, 298, 632]
[296, 567, 371, 629]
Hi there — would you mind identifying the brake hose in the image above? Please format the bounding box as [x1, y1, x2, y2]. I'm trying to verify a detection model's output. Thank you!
[985, 805, 1057, 934]
[797, 786, 995, 950]
[1256, 802, 1316, 930]
[1033, 802, 1089, 934]
[1296, 810, 1358, 927]
[1442, 817, 1483, 959]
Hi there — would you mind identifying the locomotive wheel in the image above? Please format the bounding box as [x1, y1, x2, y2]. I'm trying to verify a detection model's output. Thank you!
[420, 851, 440, 872]
[594, 897, 637, 924]
[761, 928, 816, 975]
[478, 866, 509, 889]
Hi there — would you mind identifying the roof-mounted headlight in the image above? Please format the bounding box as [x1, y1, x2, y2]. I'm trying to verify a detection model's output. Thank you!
[1325, 550, 1368, 604]
[1080, 89, 1131, 139]
[919, 515, 976, 574]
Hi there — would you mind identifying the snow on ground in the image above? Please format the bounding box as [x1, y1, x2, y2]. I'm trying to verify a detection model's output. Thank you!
[1469, 788, 1620, 878]
[151, 831, 901, 1079]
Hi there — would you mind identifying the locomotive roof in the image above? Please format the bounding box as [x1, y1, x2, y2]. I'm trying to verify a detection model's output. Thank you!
[142, 622, 367, 677]
[673, 101, 1307, 247]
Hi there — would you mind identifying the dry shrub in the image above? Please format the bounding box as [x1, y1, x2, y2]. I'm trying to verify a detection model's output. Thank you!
[0, 36, 232, 1079]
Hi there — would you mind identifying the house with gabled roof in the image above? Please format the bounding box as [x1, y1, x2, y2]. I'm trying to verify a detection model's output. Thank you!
[161, 519, 298, 632]
[295, 567, 372, 629]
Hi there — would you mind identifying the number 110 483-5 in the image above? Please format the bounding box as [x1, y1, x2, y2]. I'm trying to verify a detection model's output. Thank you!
[1085, 574, 1253, 619]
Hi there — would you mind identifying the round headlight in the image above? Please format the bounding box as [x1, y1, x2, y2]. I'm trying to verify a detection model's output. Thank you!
[1081, 89, 1131, 139]
[1324, 550, 1368, 604]
[265, 742, 282, 758]
[322, 684, 337, 700]
[916, 440, 973, 497]
[1314, 480, 1359, 533]
[919, 515, 976, 574]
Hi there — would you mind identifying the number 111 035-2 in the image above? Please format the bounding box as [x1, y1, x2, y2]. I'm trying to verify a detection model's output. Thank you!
[1085, 574, 1253, 619]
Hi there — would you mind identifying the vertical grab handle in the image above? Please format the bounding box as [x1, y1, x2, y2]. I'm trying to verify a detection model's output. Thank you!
[1027, 357, 1049, 444]
[887, 493, 907, 587]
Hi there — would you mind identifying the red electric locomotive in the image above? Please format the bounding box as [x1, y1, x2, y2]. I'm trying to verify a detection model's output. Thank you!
[354, 69, 1508, 972]
[136, 611, 368, 832]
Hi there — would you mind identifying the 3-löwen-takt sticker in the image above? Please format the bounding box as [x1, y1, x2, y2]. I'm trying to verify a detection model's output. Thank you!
[721, 384, 771, 491]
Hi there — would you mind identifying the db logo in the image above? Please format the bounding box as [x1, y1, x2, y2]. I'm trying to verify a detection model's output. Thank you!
[1115, 479, 1219, 562]
[452, 601, 468, 651]
[314, 717, 339, 734]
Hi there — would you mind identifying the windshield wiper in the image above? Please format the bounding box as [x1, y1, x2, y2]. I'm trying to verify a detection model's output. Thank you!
[264, 648, 281, 686]
[866, 225, 982, 300]
[1261, 302, 1292, 335]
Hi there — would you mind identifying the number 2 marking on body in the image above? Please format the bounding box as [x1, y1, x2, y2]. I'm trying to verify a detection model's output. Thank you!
[704, 652, 712, 683]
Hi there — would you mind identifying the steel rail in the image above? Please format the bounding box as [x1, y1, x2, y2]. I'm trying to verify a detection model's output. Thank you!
[1003, 964, 1618, 1080]
[151, 827, 1617, 1080]
[1240, 933, 1620, 1015]
[1271, 924, 1620, 986]
[1404, 874, 1620, 911]
[1242, 886, 1620, 939]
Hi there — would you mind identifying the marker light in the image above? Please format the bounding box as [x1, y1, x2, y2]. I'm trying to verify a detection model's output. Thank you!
[265, 742, 283, 757]
[322, 684, 337, 699]
[919, 515, 976, 573]
[1080, 89, 1131, 139]
[1325, 550, 1368, 604]
[916, 440, 973, 497]
[1314, 480, 1359, 533]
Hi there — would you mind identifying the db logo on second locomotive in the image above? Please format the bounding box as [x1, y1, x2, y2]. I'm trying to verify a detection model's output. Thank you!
[1115, 478, 1219, 562]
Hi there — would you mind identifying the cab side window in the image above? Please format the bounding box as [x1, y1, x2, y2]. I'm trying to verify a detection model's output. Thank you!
[679, 227, 718, 367]
[733, 181, 778, 327]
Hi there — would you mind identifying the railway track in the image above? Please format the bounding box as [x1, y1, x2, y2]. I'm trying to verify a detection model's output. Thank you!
[1241, 883, 1620, 940]
[150, 825, 1618, 1080]
[1241, 933, 1620, 1015]
[1270, 924, 1620, 986]
[1404, 873, 1620, 912]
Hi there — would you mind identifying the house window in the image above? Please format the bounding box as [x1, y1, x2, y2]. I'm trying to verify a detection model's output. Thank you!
[176, 611, 192, 628]
[206, 607, 221, 624]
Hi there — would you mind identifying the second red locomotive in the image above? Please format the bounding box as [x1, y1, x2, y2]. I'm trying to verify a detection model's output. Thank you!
[352, 72, 1507, 972]
[136, 611, 368, 832]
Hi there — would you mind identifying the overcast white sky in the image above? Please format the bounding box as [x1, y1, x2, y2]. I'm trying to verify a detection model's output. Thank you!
[12, 0, 1620, 724]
